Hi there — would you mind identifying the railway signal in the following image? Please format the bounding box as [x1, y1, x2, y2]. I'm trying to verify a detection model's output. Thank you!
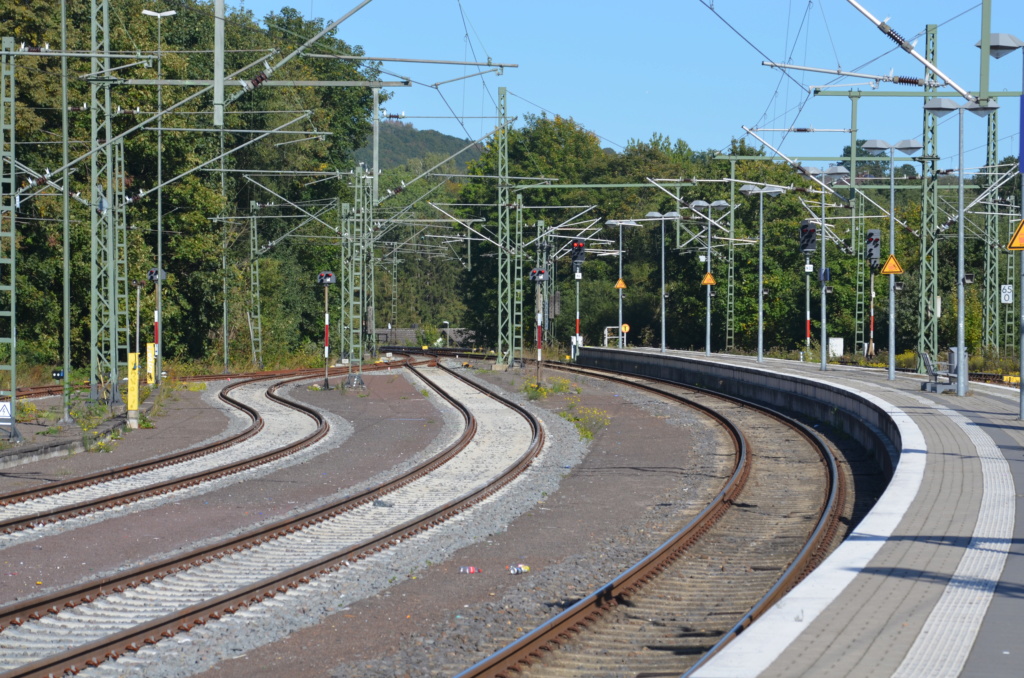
[866, 229, 882, 268]
[571, 239, 586, 279]
[799, 221, 817, 253]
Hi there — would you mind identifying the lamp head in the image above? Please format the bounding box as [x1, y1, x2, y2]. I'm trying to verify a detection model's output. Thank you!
[861, 139, 890, 156]
[977, 33, 1024, 59]
[895, 139, 923, 156]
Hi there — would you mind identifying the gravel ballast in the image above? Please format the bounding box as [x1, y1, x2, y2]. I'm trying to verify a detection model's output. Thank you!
[182, 363, 734, 678]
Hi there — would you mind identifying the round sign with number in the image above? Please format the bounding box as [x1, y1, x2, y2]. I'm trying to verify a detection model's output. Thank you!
[621, 323, 631, 333]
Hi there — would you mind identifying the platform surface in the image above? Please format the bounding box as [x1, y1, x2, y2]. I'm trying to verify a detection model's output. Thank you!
[637, 352, 1024, 678]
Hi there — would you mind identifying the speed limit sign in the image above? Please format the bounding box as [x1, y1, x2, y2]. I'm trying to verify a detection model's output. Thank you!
[1001, 284, 1014, 304]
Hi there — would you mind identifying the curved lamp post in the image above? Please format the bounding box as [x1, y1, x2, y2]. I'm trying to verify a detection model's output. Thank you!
[861, 138, 922, 380]
[923, 97, 999, 396]
[739, 184, 787, 362]
[978, 32, 1024, 414]
[645, 211, 680, 353]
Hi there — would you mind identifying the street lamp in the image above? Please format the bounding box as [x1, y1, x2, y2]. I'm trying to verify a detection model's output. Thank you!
[798, 164, 849, 370]
[923, 97, 999, 396]
[862, 138, 922, 381]
[978, 32, 1024, 416]
[690, 200, 730, 356]
[645, 211, 680, 353]
[606, 219, 642, 347]
[142, 8, 176, 386]
[739, 184, 787, 362]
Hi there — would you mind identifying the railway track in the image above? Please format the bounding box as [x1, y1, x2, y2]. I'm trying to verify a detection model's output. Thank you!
[0, 362, 414, 539]
[458, 362, 844, 678]
[0, 363, 544, 677]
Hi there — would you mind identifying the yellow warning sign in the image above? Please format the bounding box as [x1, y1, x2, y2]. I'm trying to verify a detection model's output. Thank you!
[614, 278, 627, 290]
[1009, 219, 1024, 250]
[701, 272, 716, 286]
[880, 254, 904, 275]
[621, 323, 631, 333]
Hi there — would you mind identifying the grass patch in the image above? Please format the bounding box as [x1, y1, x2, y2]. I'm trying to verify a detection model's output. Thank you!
[525, 377, 580, 400]
[524, 382, 549, 400]
[557, 393, 610, 440]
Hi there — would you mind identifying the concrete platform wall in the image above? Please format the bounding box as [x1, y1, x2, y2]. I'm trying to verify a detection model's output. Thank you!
[578, 348, 899, 478]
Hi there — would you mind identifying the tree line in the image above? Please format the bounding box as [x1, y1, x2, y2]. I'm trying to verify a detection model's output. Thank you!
[3, 1, 1020, 374]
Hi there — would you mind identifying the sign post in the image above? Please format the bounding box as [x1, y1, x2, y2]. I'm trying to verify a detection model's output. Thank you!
[146, 343, 156, 385]
[1008, 224, 1024, 420]
[621, 323, 630, 347]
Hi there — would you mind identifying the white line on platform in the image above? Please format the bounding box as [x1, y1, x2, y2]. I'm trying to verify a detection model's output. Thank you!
[890, 398, 1015, 678]
[693, 381, 927, 678]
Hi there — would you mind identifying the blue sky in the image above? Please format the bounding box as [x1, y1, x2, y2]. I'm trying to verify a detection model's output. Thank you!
[227, 0, 1023, 173]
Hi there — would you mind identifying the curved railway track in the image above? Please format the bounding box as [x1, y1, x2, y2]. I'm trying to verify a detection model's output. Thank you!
[0, 362, 414, 538]
[0, 363, 544, 678]
[458, 361, 844, 678]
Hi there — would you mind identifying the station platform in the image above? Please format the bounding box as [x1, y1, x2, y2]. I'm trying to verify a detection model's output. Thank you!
[636, 351, 1024, 678]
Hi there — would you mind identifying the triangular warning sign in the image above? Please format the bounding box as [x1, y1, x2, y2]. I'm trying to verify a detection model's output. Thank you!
[880, 254, 904, 275]
[1009, 218, 1024, 250]
[614, 278, 627, 290]
[701, 272, 716, 286]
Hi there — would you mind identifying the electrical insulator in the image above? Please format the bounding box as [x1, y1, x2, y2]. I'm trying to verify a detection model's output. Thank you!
[893, 75, 923, 87]
[878, 22, 910, 48]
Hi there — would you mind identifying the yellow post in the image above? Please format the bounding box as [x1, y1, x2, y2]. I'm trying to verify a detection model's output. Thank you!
[146, 343, 155, 385]
[127, 353, 139, 429]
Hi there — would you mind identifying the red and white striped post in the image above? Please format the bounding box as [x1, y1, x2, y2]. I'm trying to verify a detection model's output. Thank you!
[318, 271, 336, 389]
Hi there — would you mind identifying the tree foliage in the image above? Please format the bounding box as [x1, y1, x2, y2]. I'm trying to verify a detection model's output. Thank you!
[2, 2, 1013, 372]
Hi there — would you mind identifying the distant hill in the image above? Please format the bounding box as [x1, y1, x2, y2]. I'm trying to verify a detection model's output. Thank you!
[354, 121, 483, 172]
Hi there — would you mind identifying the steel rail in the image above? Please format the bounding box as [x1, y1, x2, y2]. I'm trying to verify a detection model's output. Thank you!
[560, 361, 845, 673]
[0, 361, 544, 678]
[0, 376, 264, 509]
[457, 360, 842, 678]
[0, 360, 419, 530]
